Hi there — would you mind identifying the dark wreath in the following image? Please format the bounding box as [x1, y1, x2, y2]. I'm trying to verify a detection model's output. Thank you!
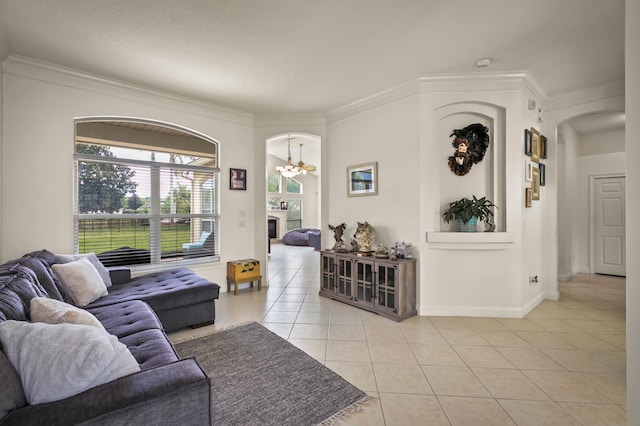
[447, 123, 490, 176]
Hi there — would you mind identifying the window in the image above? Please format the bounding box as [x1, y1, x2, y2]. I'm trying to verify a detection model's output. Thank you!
[74, 120, 220, 267]
[285, 178, 302, 231]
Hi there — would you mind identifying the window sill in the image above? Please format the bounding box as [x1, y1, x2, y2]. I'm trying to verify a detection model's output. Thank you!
[426, 232, 515, 250]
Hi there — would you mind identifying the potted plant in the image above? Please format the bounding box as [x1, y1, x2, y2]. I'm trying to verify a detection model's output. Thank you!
[442, 196, 496, 232]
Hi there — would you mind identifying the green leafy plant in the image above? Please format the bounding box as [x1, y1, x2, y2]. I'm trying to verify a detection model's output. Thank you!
[442, 196, 496, 224]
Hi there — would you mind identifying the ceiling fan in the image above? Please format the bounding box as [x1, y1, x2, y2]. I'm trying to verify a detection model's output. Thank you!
[297, 143, 316, 172]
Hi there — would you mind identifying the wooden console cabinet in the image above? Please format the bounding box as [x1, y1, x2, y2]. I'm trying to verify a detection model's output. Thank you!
[319, 250, 416, 321]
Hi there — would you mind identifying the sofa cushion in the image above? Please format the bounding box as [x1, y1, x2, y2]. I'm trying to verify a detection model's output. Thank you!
[87, 300, 163, 338]
[30, 297, 105, 330]
[55, 252, 113, 287]
[87, 268, 219, 313]
[0, 320, 140, 405]
[0, 273, 48, 322]
[118, 329, 180, 371]
[1, 250, 66, 302]
[52, 258, 108, 307]
[0, 350, 27, 420]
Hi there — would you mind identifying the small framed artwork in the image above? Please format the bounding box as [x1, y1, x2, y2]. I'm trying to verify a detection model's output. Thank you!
[524, 129, 532, 156]
[525, 187, 533, 208]
[230, 168, 247, 190]
[525, 160, 533, 182]
[540, 135, 547, 159]
[539, 163, 546, 186]
[532, 167, 541, 200]
[347, 161, 378, 197]
[279, 201, 288, 210]
[531, 128, 541, 163]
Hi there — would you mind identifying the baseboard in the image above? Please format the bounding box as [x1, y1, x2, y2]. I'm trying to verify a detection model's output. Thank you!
[417, 294, 547, 319]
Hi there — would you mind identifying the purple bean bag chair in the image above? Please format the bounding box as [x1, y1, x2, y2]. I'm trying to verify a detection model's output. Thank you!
[282, 228, 320, 246]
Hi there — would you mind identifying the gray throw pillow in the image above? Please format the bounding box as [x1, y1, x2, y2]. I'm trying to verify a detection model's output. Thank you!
[55, 252, 112, 287]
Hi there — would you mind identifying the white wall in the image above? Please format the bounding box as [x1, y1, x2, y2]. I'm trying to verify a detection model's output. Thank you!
[1, 56, 256, 289]
[557, 124, 580, 280]
[626, 1, 640, 422]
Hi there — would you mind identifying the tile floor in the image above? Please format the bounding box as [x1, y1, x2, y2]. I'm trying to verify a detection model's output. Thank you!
[169, 244, 627, 425]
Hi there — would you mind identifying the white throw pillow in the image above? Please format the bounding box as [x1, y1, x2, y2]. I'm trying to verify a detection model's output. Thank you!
[0, 320, 140, 405]
[30, 297, 105, 330]
[52, 258, 108, 307]
[55, 252, 112, 287]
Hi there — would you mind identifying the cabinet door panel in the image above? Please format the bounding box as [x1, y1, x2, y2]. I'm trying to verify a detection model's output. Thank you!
[355, 260, 375, 307]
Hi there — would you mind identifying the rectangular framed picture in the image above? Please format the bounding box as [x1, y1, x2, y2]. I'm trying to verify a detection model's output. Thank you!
[347, 161, 378, 197]
[230, 168, 246, 190]
[532, 167, 541, 200]
[539, 163, 546, 186]
[540, 135, 547, 159]
[524, 129, 532, 156]
[531, 128, 541, 163]
[525, 160, 533, 182]
[525, 187, 533, 208]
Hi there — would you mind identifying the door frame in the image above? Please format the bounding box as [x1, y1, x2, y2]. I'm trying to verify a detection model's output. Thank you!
[589, 173, 626, 274]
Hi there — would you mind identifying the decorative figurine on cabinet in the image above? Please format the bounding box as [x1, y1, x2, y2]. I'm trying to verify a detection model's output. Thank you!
[353, 221, 376, 253]
[328, 223, 348, 252]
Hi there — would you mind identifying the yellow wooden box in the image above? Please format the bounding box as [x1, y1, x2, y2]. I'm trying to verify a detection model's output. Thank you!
[226, 259, 262, 295]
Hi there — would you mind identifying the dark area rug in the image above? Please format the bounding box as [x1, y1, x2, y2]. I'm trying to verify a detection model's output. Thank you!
[174, 322, 368, 425]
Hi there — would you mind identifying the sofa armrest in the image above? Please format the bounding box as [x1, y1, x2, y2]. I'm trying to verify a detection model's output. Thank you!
[108, 267, 131, 286]
[1, 358, 210, 426]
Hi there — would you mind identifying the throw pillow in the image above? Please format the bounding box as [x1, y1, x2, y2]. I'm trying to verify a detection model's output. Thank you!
[0, 350, 27, 420]
[51, 257, 108, 307]
[30, 297, 105, 330]
[55, 252, 112, 287]
[0, 320, 140, 405]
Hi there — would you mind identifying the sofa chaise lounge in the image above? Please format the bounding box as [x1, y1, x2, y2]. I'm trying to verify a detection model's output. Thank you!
[0, 249, 220, 425]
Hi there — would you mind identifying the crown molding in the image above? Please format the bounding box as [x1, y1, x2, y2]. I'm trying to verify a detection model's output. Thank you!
[326, 79, 421, 123]
[254, 113, 327, 128]
[2, 54, 255, 126]
[544, 79, 625, 111]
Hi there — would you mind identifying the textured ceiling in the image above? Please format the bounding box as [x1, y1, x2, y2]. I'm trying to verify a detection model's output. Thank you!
[0, 0, 625, 116]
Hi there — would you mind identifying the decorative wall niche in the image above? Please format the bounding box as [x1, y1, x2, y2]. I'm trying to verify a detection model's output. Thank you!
[436, 103, 506, 232]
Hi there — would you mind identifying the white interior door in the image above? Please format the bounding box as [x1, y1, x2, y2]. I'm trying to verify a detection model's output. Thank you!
[594, 176, 626, 276]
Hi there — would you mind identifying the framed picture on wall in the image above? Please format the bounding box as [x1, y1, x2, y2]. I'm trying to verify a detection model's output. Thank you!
[539, 163, 546, 186]
[347, 162, 378, 197]
[524, 129, 532, 156]
[531, 128, 541, 163]
[540, 135, 547, 159]
[230, 168, 247, 190]
[532, 167, 541, 200]
[525, 160, 533, 182]
[525, 187, 533, 208]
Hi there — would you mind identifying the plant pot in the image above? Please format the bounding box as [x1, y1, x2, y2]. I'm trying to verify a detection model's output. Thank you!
[456, 217, 478, 232]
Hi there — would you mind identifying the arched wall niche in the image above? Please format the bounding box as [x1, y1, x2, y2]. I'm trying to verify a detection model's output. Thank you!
[434, 102, 506, 232]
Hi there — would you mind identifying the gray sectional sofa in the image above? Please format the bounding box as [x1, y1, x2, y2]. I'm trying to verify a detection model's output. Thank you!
[0, 249, 220, 425]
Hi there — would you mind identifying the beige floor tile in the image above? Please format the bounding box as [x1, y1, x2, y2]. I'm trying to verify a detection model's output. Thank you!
[560, 402, 627, 425]
[379, 393, 449, 426]
[531, 319, 583, 333]
[410, 343, 465, 366]
[422, 365, 490, 397]
[299, 302, 331, 313]
[588, 350, 627, 374]
[439, 396, 515, 425]
[473, 367, 550, 400]
[476, 329, 532, 348]
[595, 333, 626, 350]
[430, 316, 472, 329]
[260, 322, 293, 339]
[325, 361, 377, 392]
[295, 310, 330, 324]
[268, 301, 303, 312]
[326, 340, 371, 362]
[574, 372, 627, 405]
[463, 317, 507, 330]
[524, 370, 613, 403]
[364, 323, 407, 343]
[558, 332, 620, 350]
[288, 338, 326, 361]
[328, 324, 366, 341]
[399, 315, 434, 328]
[289, 323, 328, 340]
[275, 293, 307, 302]
[402, 327, 449, 345]
[439, 328, 489, 346]
[497, 318, 545, 332]
[498, 399, 581, 425]
[516, 331, 576, 349]
[496, 347, 564, 370]
[368, 342, 417, 364]
[372, 363, 433, 394]
[564, 319, 623, 334]
[454, 346, 515, 368]
[330, 311, 364, 325]
[261, 310, 299, 323]
[542, 348, 616, 372]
